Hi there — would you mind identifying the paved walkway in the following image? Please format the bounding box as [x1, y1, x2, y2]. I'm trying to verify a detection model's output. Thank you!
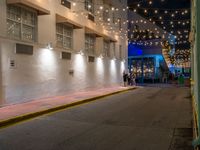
[0, 86, 135, 127]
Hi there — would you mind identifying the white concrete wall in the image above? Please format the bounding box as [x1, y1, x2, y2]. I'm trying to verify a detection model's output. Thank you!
[0, 0, 127, 104]
[0, 40, 125, 104]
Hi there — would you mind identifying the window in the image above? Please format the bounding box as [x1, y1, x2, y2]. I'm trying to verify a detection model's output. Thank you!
[85, 0, 94, 14]
[7, 5, 37, 42]
[56, 23, 73, 49]
[119, 45, 122, 59]
[103, 9, 110, 22]
[112, 12, 116, 24]
[113, 43, 116, 57]
[85, 34, 95, 55]
[61, 0, 71, 9]
[118, 18, 122, 30]
[103, 40, 110, 57]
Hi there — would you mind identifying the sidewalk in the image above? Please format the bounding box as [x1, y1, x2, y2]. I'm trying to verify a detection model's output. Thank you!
[0, 86, 136, 128]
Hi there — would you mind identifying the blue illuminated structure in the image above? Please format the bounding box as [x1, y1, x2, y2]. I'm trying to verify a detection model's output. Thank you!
[128, 43, 169, 83]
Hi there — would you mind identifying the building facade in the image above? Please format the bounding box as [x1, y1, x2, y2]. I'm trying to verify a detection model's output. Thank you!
[128, 11, 172, 83]
[128, 42, 168, 83]
[191, 0, 200, 148]
[0, 0, 128, 105]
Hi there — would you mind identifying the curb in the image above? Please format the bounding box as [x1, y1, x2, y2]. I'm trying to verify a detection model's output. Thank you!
[0, 87, 136, 128]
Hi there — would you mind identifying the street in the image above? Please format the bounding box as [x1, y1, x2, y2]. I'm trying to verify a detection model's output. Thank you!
[0, 86, 193, 150]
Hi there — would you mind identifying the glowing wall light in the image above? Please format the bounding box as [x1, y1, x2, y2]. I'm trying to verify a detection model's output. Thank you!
[121, 61, 125, 73]
[37, 48, 58, 79]
[110, 59, 117, 75]
[39, 48, 57, 67]
[73, 53, 86, 71]
[96, 57, 104, 75]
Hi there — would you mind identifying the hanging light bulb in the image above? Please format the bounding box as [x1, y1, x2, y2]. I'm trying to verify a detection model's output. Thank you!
[88, 4, 91, 8]
[99, 6, 103, 10]
[185, 10, 188, 14]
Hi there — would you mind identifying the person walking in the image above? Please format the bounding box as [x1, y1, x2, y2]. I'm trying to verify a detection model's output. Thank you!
[123, 71, 128, 87]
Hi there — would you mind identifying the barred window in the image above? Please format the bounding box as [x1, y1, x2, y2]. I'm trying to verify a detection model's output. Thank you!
[119, 45, 122, 59]
[7, 5, 37, 42]
[103, 10, 110, 22]
[85, 34, 95, 55]
[103, 40, 110, 57]
[56, 23, 73, 49]
[85, 0, 94, 14]
[113, 43, 116, 57]
[112, 12, 116, 24]
[118, 18, 122, 30]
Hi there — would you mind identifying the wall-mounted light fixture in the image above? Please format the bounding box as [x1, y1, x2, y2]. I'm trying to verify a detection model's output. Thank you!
[78, 50, 84, 56]
[112, 57, 116, 61]
[46, 42, 53, 50]
[98, 54, 104, 59]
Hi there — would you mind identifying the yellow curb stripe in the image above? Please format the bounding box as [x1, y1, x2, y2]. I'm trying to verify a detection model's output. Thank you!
[0, 87, 136, 129]
[192, 95, 199, 139]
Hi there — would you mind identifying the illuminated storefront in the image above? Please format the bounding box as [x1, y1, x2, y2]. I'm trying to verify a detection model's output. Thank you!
[128, 43, 168, 83]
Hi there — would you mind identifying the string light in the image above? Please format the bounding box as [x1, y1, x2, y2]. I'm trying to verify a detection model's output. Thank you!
[99, 6, 103, 10]
[68, 0, 191, 64]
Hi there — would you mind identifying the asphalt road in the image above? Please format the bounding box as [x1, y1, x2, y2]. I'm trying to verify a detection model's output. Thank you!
[0, 86, 193, 150]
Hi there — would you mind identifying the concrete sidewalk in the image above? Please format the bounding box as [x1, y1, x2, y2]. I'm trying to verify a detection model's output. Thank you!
[0, 86, 136, 128]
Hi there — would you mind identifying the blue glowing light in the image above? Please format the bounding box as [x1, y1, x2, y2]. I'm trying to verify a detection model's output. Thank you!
[128, 44, 143, 56]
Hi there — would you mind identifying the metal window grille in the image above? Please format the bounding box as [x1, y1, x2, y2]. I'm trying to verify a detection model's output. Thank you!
[56, 23, 73, 49]
[85, 34, 95, 55]
[119, 45, 122, 59]
[6, 5, 37, 42]
[85, 0, 94, 14]
[103, 40, 110, 57]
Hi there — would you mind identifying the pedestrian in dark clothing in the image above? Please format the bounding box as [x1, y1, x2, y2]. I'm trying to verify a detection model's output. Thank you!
[123, 71, 128, 87]
[127, 73, 131, 85]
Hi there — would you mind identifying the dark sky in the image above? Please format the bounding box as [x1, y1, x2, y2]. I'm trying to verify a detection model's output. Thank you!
[128, 0, 191, 9]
